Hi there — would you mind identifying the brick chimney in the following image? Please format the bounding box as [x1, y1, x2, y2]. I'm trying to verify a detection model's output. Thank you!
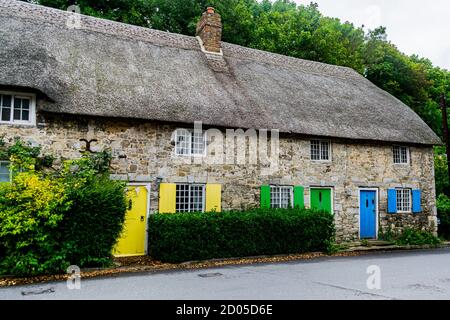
[196, 7, 222, 53]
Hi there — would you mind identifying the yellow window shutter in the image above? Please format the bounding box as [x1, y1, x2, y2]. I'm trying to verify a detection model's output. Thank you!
[205, 184, 222, 212]
[159, 183, 176, 213]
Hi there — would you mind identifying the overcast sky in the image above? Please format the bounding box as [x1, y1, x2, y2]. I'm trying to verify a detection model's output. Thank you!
[294, 0, 449, 70]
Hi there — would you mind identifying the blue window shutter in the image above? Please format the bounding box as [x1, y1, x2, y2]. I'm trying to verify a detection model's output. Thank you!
[412, 189, 422, 213]
[387, 189, 397, 214]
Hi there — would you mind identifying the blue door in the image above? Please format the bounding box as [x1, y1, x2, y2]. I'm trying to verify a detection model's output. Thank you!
[360, 190, 377, 239]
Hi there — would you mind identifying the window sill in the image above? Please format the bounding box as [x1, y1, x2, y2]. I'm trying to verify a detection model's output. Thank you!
[175, 154, 207, 158]
[0, 122, 36, 128]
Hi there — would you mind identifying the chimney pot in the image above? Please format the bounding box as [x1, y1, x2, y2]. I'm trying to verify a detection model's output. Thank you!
[196, 7, 222, 53]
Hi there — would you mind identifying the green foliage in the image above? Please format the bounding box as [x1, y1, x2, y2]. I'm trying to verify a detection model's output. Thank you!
[379, 223, 441, 246]
[437, 194, 450, 239]
[395, 228, 441, 246]
[60, 175, 127, 267]
[435, 146, 449, 197]
[148, 208, 335, 263]
[0, 172, 71, 276]
[0, 140, 127, 276]
[0, 137, 54, 171]
[378, 224, 396, 242]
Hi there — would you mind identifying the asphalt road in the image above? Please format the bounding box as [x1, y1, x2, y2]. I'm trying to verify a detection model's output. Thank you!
[1, 248, 450, 300]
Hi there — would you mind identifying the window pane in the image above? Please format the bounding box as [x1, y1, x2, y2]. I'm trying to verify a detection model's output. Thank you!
[0, 162, 10, 182]
[270, 186, 292, 209]
[176, 129, 191, 155]
[393, 146, 408, 164]
[192, 131, 205, 155]
[1, 95, 11, 107]
[396, 189, 411, 212]
[14, 98, 21, 109]
[311, 140, 320, 160]
[22, 110, 29, 121]
[400, 147, 408, 163]
[320, 141, 329, 160]
[176, 184, 204, 213]
[13, 109, 21, 120]
[393, 146, 400, 163]
[22, 98, 30, 110]
[1, 107, 11, 121]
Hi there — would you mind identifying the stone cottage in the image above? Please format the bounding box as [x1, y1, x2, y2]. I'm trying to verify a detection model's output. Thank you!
[0, 1, 442, 255]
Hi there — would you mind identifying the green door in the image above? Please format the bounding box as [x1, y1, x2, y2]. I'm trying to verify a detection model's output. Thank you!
[310, 188, 332, 214]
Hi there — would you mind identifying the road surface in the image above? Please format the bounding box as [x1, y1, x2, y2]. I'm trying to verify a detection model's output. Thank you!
[1, 248, 450, 300]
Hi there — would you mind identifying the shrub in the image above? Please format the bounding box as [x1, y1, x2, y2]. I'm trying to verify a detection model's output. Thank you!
[148, 208, 335, 263]
[395, 228, 441, 246]
[0, 172, 71, 276]
[437, 194, 450, 240]
[0, 139, 127, 276]
[61, 175, 127, 267]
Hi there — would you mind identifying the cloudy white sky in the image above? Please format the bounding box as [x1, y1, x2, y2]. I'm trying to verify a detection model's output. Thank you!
[294, 0, 449, 70]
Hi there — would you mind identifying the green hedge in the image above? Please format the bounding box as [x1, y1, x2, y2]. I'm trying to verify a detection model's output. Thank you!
[148, 208, 335, 263]
[438, 194, 450, 240]
[59, 176, 127, 268]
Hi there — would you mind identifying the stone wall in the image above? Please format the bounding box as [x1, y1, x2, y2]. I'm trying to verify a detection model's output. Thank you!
[0, 112, 437, 242]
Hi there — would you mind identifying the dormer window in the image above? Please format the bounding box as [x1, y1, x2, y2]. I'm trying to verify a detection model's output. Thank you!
[175, 128, 206, 156]
[0, 92, 36, 125]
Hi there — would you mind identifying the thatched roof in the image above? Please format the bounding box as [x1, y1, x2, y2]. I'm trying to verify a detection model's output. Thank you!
[0, 0, 441, 145]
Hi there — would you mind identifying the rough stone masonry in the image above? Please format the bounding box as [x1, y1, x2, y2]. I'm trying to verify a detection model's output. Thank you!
[0, 112, 437, 242]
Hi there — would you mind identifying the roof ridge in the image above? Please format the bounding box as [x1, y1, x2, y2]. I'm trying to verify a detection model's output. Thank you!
[222, 42, 361, 80]
[0, 0, 199, 51]
[0, 0, 361, 80]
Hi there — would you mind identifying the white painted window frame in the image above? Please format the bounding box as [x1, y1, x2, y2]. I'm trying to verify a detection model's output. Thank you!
[174, 128, 207, 157]
[175, 183, 206, 213]
[396, 188, 412, 213]
[0, 91, 36, 126]
[393, 145, 410, 165]
[270, 185, 294, 209]
[310, 139, 332, 162]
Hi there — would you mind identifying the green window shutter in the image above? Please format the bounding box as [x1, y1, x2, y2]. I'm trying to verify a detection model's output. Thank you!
[293, 186, 304, 209]
[260, 185, 271, 208]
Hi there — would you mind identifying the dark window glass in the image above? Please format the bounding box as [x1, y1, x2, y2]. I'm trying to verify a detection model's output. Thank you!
[13, 109, 21, 121]
[1, 107, 11, 121]
[22, 110, 29, 121]
[1, 95, 11, 107]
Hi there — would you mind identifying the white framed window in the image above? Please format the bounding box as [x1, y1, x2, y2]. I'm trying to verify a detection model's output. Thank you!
[0, 161, 11, 183]
[176, 184, 205, 212]
[175, 129, 206, 156]
[396, 188, 411, 213]
[311, 140, 331, 161]
[270, 185, 293, 209]
[0, 92, 36, 125]
[393, 146, 409, 164]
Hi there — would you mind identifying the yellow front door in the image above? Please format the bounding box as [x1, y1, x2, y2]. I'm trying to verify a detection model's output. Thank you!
[114, 185, 148, 257]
